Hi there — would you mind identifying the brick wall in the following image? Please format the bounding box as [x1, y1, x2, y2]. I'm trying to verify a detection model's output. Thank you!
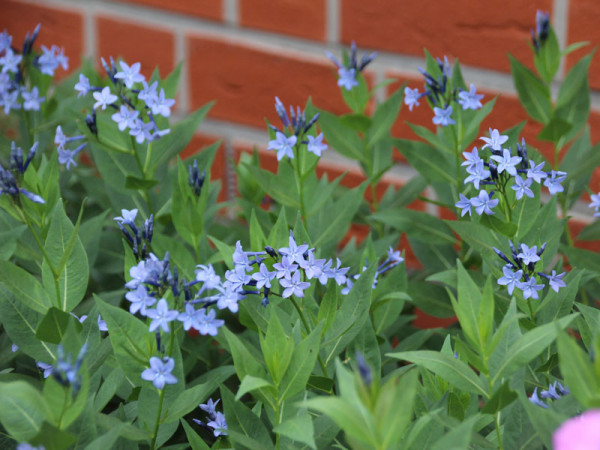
[2, 0, 600, 240]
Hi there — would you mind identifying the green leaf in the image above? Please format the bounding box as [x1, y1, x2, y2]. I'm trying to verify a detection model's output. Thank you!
[339, 113, 372, 133]
[29, 421, 76, 450]
[491, 314, 578, 384]
[221, 387, 274, 450]
[387, 351, 488, 397]
[279, 322, 323, 401]
[537, 116, 572, 143]
[181, 419, 210, 450]
[536, 270, 582, 322]
[223, 328, 267, 383]
[509, 54, 552, 123]
[534, 26, 561, 84]
[236, 375, 275, 400]
[124, 176, 159, 190]
[481, 382, 518, 414]
[0, 224, 26, 260]
[371, 208, 455, 245]
[367, 89, 403, 147]
[274, 413, 316, 450]
[207, 235, 235, 270]
[0, 381, 51, 442]
[94, 295, 154, 383]
[407, 123, 454, 155]
[557, 331, 600, 408]
[0, 260, 52, 313]
[43, 200, 89, 311]
[394, 138, 455, 184]
[447, 220, 504, 264]
[318, 111, 364, 161]
[243, 163, 300, 207]
[35, 307, 82, 344]
[260, 310, 294, 386]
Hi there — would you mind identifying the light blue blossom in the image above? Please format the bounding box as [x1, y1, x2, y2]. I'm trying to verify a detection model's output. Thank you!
[512, 175, 534, 200]
[518, 276, 544, 300]
[455, 193, 473, 217]
[337, 67, 358, 91]
[125, 284, 156, 315]
[38, 45, 68, 75]
[195, 308, 224, 336]
[114, 208, 138, 225]
[280, 271, 311, 298]
[404, 87, 421, 111]
[497, 265, 523, 295]
[529, 387, 548, 408]
[216, 287, 243, 313]
[129, 118, 155, 144]
[273, 256, 298, 280]
[37, 361, 53, 378]
[149, 88, 175, 117]
[480, 128, 508, 151]
[57, 144, 84, 170]
[98, 315, 108, 331]
[0, 30, 12, 54]
[1, 89, 20, 114]
[464, 161, 490, 190]
[138, 80, 158, 103]
[299, 251, 327, 280]
[224, 265, 251, 292]
[471, 190, 498, 215]
[517, 244, 541, 265]
[177, 303, 198, 331]
[114, 61, 145, 88]
[22, 87, 45, 111]
[588, 192, 600, 217]
[461, 147, 482, 172]
[491, 149, 522, 176]
[458, 83, 483, 110]
[74, 74, 91, 97]
[200, 398, 220, 416]
[252, 263, 276, 289]
[92, 86, 117, 110]
[432, 105, 456, 126]
[146, 299, 178, 332]
[543, 170, 567, 195]
[141, 356, 177, 390]
[279, 231, 309, 265]
[0, 49, 22, 73]
[267, 131, 297, 161]
[195, 264, 222, 290]
[526, 160, 547, 183]
[546, 270, 566, 293]
[111, 105, 139, 131]
[207, 412, 228, 437]
[307, 133, 327, 156]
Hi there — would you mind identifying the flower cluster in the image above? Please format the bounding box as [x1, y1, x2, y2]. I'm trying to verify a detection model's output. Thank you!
[0, 141, 44, 204]
[76, 58, 173, 144]
[114, 208, 154, 261]
[588, 192, 600, 218]
[456, 129, 566, 217]
[494, 240, 566, 300]
[340, 247, 404, 295]
[529, 381, 569, 408]
[404, 56, 483, 126]
[37, 343, 88, 395]
[325, 41, 377, 91]
[0, 25, 67, 115]
[267, 97, 326, 161]
[54, 125, 86, 170]
[531, 10, 550, 52]
[193, 398, 228, 437]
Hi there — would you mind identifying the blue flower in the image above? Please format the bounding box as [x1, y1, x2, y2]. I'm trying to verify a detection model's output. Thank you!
[207, 411, 228, 437]
[0, 49, 22, 73]
[526, 160, 547, 183]
[529, 387, 548, 408]
[146, 298, 178, 332]
[517, 244, 541, 266]
[511, 175, 534, 200]
[279, 231, 309, 265]
[194, 308, 224, 336]
[148, 88, 175, 118]
[112, 105, 139, 131]
[114, 61, 145, 88]
[337, 67, 359, 91]
[457, 83, 483, 110]
[461, 147, 482, 172]
[546, 270, 566, 293]
[1, 89, 20, 114]
[37, 45, 68, 75]
[464, 160, 491, 190]
[480, 128, 508, 151]
[543, 170, 567, 195]
[224, 265, 251, 292]
[22, 87, 45, 111]
[200, 398, 220, 416]
[114, 208, 138, 225]
[404, 87, 422, 111]
[97, 314, 108, 331]
[125, 284, 156, 315]
[252, 263, 276, 289]
[588, 192, 600, 217]
[57, 144, 84, 170]
[267, 132, 297, 161]
[455, 193, 473, 217]
[93, 86, 117, 110]
[141, 356, 178, 390]
[273, 256, 298, 280]
[432, 105, 456, 126]
[471, 190, 498, 215]
[74, 74, 91, 97]
[0, 164, 44, 204]
[307, 133, 327, 157]
[216, 287, 243, 313]
[491, 149, 522, 176]
[517, 276, 544, 300]
[36, 361, 53, 378]
[280, 271, 311, 298]
[497, 265, 523, 295]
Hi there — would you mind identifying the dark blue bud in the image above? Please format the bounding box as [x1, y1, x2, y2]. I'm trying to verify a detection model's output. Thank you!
[356, 352, 372, 386]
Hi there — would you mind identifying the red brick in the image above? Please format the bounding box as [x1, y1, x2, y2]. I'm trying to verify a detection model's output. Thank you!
[570, 218, 600, 252]
[187, 34, 351, 128]
[0, 0, 83, 75]
[239, 0, 326, 41]
[341, 0, 551, 73]
[566, 0, 600, 90]
[96, 16, 175, 79]
[413, 308, 458, 329]
[112, 0, 222, 21]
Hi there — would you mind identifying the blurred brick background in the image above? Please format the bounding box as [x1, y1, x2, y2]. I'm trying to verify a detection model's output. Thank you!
[2, 0, 600, 250]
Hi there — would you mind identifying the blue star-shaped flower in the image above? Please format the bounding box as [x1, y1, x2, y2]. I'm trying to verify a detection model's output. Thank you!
[267, 132, 297, 161]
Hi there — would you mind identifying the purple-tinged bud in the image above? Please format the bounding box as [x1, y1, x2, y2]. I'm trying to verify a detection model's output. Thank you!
[537, 242, 547, 257]
[155, 330, 162, 353]
[264, 246, 278, 259]
[262, 287, 270, 307]
[356, 352, 372, 386]
[86, 111, 98, 136]
[274, 97, 290, 127]
[304, 112, 320, 133]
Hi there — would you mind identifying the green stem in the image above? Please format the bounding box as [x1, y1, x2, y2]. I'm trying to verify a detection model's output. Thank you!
[143, 141, 153, 175]
[289, 296, 329, 378]
[149, 328, 176, 450]
[495, 412, 504, 450]
[527, 300, 535, 323]
[293, 157, 307, 222]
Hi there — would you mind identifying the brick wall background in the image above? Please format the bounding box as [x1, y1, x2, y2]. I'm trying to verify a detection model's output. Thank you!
[2, 0, 600, 246]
